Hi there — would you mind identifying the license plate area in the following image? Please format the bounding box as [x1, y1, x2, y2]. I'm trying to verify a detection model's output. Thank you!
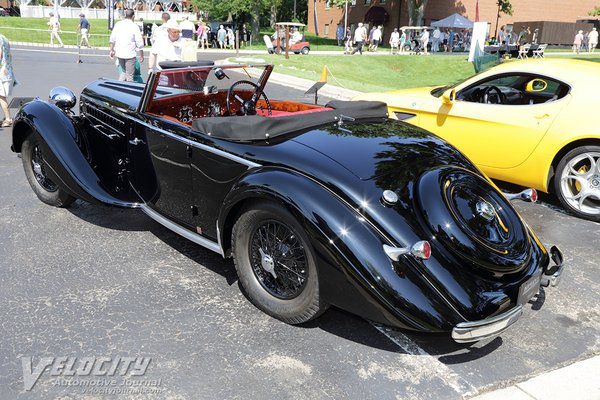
[517, 271, 542, 306]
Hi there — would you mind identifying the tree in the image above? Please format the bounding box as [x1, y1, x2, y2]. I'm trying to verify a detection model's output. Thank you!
[406, 0, 429, 26]
[589, 6, 600, 16]
[494, 0, 513, 38]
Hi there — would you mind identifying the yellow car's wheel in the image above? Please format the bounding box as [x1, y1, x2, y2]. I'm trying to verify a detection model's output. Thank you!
[555, 146, 600, 222]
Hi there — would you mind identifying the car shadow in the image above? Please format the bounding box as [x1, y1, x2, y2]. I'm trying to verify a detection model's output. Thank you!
[67, 201, 506, 363]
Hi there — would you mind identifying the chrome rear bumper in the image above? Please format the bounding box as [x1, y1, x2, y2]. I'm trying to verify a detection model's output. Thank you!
[452, 246, 565, 344]
[452, 306, 523, 343]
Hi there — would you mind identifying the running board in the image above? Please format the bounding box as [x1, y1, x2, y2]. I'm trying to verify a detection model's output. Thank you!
[140, 204, 224, 257]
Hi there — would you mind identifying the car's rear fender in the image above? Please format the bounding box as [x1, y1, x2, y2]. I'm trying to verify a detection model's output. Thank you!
[12, 100, 139, 208]
[219, 167, 463, 332]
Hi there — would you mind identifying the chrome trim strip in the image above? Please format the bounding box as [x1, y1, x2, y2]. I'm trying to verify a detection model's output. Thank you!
[131, 117, 262, 169]
[452, 305, 523, 343]
[141, 204, 224, 256]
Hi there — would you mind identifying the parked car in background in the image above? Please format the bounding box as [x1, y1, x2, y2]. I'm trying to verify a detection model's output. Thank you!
[356, 59, 600, 222]
[11, 61, 564, 343]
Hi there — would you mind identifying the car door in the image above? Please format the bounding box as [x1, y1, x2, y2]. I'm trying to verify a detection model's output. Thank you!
[129, 115, 196, 229]
[417, 74, 570, 169]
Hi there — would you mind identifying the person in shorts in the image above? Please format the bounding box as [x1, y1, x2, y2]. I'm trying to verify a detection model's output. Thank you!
[0, 34, 18, 127]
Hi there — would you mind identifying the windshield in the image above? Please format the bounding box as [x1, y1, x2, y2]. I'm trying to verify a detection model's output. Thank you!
[152, 64, 265, 99]
[430, 70, 486, 97]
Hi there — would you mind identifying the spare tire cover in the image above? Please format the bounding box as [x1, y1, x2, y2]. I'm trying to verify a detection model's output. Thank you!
[416, 167, 531, 274]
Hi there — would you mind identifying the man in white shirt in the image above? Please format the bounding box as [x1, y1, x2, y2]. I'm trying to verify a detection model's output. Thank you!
[109, 9, 144, 82]
[588, 27, 598, 53]
[148, 19, 183, 72]
[421, 28, 430, 54]
[151, 12, 171, 45]
[48, 12, 63, 47]
[350, 22, 367, 55]
[432, 27, 441, 52]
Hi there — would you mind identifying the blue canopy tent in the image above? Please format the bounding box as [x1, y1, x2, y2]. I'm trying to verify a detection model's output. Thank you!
[431, 13, 474, 29]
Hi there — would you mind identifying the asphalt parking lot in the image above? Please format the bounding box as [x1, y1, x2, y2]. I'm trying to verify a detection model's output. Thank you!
[0, 48, 599, 399]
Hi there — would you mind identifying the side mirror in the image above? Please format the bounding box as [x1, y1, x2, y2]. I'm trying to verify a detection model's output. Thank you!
[442, 89, 456, 105]
[525, 78, 547, 92]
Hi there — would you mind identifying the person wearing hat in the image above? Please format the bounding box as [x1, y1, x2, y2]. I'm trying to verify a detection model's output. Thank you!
[179, 16, 195, 40]
[588, 27, 598, 53]
[109, 9, 144, 81]
[351, 22, 367, 55]
[47, 12, 63, 47]
[148, 19, 183, 72]
[78, 13, 91, 48]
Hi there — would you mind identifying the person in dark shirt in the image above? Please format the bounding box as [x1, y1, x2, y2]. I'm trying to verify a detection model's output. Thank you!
[78, 13, 91, 47]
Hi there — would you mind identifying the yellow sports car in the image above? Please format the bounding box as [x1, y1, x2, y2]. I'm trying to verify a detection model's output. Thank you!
[356, 59, 600, 222]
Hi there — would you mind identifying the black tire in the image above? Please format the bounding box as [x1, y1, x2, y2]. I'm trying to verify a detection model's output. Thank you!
[22, 132, 76, 208]
[554, 145, 600, 222]
[232, 201, 326, 324]
[300, 46, 309, 55]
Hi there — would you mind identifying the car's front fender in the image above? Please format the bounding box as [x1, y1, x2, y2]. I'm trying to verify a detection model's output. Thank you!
[218, 167, 463, 332]
[12, 100, 139, 208]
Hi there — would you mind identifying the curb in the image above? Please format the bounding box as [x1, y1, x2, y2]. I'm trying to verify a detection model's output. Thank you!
[469, 355, 600, 400]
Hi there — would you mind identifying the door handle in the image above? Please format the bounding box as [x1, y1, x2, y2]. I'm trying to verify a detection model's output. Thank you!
[534, 113, 549, 119]
[129, 138, 146, 146]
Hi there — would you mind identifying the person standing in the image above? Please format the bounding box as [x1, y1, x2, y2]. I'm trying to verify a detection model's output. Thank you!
[336, 24, 344, 46]
[371, 25, 382, 52]
[179, 16, 195, 40]
[48, 12, 63, 47]
[432, 27, 440, 53]
[447, 29, 455, 52]
[217, 25, 226, 48]
[588, 27, 599, 53]
[0, 34, 17, 127]
[148, 20, 183, 72]
[573, 30, 584, 54]
[351, 22, 367, 55]
[196, 22, 206, 49]
[518, 26, 530, 46]
[109, 9, 144, 82]
[78, 13, 91, 48]
[344, 27, 353, 54]
[420, 28, 430, 54]
[399, 29, 408, 53]
[389, 28, 400, 54]
[151, 12, 171, 45]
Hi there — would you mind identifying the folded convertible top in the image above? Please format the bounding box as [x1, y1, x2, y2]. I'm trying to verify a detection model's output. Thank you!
[191, 100, 389, 142]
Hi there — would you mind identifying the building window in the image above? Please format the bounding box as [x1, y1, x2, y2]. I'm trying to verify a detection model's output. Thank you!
[364, 0, 371, 5]
[325, 0, 331, 9]
[351, 0, 356, 6]
[380, 0, 385, 4]
[324, 24, 330, 36]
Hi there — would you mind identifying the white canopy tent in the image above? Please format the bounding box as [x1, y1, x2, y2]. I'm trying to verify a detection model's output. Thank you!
[431, 13, 474, 29]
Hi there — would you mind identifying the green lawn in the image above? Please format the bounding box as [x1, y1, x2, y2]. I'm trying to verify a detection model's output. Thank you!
[0, 16, 112, 34]
[235, 54, 477, 93]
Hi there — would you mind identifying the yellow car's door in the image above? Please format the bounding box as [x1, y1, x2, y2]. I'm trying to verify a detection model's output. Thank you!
[419, 99, 568, 169]
[408, 73, 571, 169]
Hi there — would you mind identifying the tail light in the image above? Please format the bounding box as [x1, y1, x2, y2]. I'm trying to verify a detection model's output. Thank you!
[384, 240, 431, 261]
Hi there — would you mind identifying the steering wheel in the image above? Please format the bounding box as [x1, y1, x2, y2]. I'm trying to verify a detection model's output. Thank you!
[481, 85, 506, 105]
[226, 80, 272, 116]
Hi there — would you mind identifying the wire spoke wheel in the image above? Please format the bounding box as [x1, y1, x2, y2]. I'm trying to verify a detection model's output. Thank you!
[31, 144, 58, 192]
[249, 220, 308, 300]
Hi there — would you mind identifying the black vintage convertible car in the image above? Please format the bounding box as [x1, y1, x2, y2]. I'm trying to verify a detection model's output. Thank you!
[11, 62, 564, 343]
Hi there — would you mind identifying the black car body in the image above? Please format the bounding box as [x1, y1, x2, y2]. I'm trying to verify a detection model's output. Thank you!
[11, 63, 564, 343]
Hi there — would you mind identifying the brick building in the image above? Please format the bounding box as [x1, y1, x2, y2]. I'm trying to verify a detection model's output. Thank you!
[309, 0, 599, 42]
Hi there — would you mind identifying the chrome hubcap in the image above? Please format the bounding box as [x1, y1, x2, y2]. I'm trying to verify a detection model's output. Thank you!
[259, 248, 277, 279]
[560, 152, 600, 215]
